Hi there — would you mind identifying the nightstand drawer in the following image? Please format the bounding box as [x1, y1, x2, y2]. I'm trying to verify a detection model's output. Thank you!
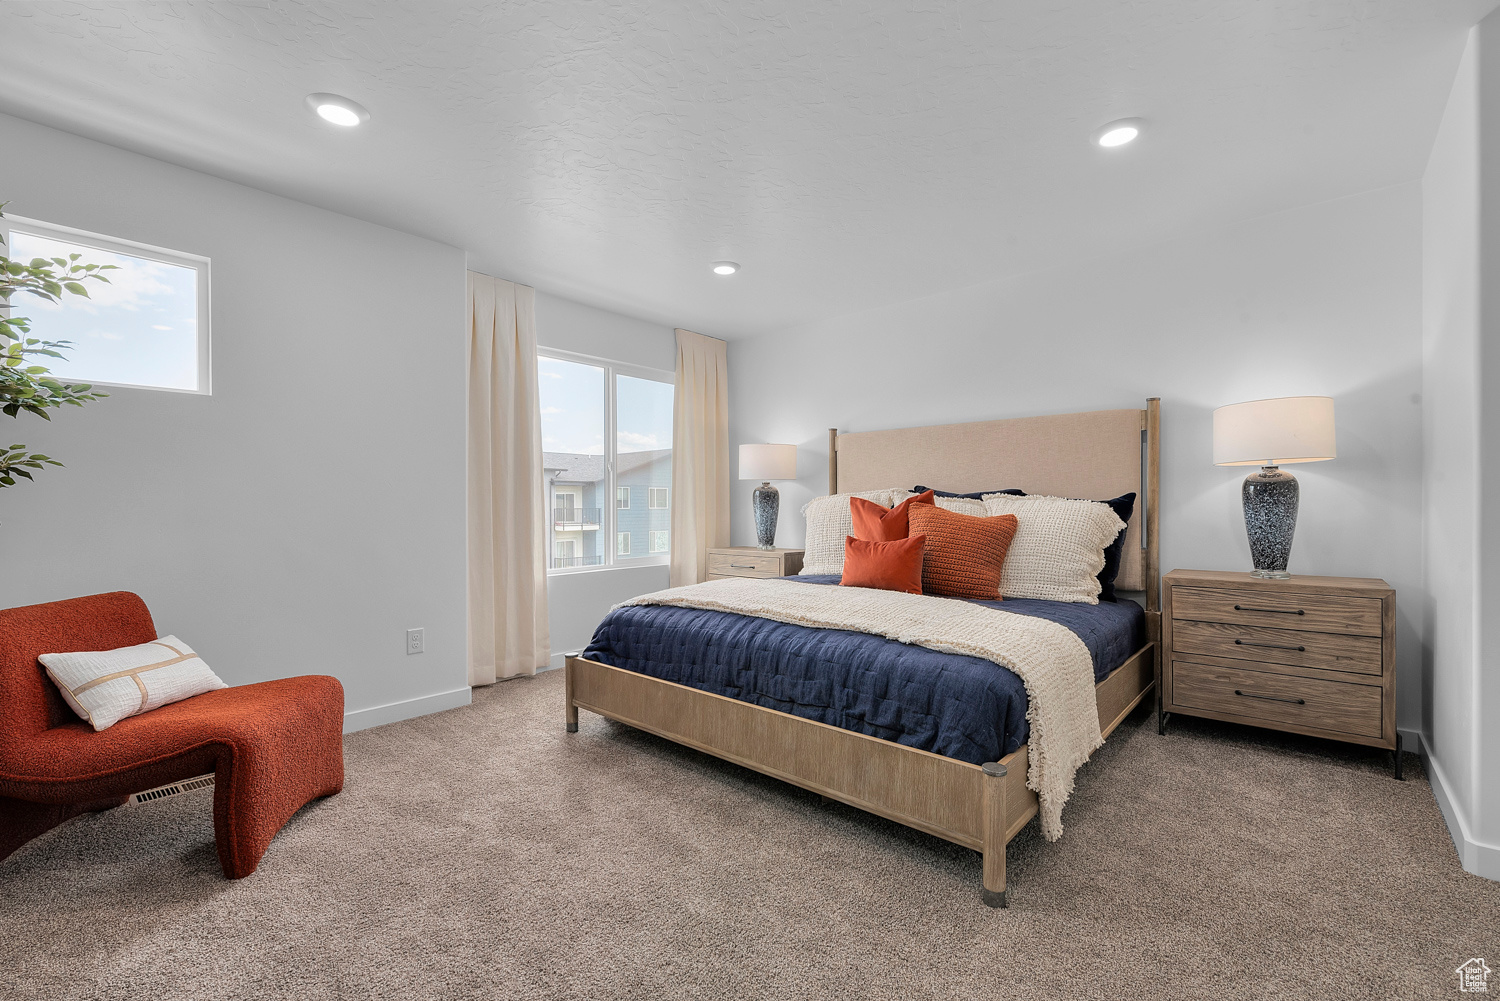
[1172, 586, 1383, 637]
[1172, 660, 1383, 738]
[1172, 618, 1382, 676]
[707, 552, 783, 577]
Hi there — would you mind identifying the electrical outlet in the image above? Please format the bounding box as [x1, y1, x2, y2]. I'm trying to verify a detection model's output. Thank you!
[406, 628, 424, 655]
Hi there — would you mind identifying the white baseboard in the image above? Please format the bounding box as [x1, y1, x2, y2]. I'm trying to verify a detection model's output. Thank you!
[545, 652, 576, 673]
[1419, 732, 1500, 881]
[342, 686, 472, 734]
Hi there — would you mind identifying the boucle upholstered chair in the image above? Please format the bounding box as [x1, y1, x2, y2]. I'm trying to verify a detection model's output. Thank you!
[0, 591, 345, 878]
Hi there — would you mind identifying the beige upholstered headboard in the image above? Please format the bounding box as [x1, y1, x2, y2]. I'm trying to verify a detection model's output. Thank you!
[829, 399, 1160, 613]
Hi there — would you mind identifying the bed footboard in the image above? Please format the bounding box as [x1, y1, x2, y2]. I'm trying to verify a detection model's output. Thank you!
[565, 654, 1045, 906]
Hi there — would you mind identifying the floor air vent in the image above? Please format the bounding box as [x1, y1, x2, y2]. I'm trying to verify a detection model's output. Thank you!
[129, 774, 215, 806]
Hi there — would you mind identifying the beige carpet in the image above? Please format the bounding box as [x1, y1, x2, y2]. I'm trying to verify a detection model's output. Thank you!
[2, 669, 1495, 1001]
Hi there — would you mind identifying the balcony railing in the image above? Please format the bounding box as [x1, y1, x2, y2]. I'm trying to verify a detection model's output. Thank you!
[551, 555, 605, 570]
[553, 507, 601, 529]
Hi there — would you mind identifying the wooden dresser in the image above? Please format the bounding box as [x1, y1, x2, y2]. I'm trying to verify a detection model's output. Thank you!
[706, 547, 804, 581]
[1161, 569, 1400, 778]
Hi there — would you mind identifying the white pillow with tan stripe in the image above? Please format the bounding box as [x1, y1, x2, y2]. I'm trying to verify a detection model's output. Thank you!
[40, 636, 227, 732]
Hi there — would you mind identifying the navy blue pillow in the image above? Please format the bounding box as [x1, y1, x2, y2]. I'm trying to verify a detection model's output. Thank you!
[917, 487, 1135, 601]
[912, 485, 1026, 499]
[1088, 492, 1136, 602]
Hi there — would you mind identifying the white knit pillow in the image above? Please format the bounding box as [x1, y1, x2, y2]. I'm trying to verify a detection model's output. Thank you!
[40, 635, 227, 732]
[980, 494, 1127, 604]
[800, 488, 912, 574]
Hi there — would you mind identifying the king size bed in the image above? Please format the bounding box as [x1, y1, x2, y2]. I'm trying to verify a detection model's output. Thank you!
[564, 399, 1161, 907]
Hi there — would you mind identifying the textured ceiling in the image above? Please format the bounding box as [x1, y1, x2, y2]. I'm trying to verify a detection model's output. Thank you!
[0, 1, 1491, 337]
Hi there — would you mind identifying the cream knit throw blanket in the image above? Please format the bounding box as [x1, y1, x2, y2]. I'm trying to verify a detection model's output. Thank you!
[616, 577, 1104, 840]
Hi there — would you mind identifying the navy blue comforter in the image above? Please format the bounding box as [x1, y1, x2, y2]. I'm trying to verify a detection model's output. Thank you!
[581, 575, 1144, 765]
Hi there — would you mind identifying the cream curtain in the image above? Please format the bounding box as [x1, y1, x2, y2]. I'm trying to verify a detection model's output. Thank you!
[467, 272, 549, 685]
[670, 329, 731, 587]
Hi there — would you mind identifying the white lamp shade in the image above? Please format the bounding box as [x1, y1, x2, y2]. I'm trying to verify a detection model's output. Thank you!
[739, 443, 797, 480]
[1213, 396, 1336, 466]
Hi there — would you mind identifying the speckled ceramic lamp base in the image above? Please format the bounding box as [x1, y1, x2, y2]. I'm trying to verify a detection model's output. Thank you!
[752, 482, 780, 549]
[1242, 466, 1299, 579]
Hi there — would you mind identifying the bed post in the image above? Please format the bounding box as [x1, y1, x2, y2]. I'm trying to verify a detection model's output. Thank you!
[980, 760, 1009, 907]
[1144, 397, 1162, 715]
[565, 656, 579, 733]
[828, 428, 839, 495]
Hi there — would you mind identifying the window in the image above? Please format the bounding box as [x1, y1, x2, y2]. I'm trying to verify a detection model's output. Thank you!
[649, 530, 669, 553]
[2, 216, 210, 394]
[539, 349, 673, 572]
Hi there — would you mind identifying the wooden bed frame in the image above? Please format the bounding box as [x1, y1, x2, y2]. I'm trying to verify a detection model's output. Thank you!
[566, 398, 1161, 907]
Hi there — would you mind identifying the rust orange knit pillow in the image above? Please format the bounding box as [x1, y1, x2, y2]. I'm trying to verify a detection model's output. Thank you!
[906, 504, 1019, 600]
[849, 490, 935, 542]
[840, 534, 926, 594]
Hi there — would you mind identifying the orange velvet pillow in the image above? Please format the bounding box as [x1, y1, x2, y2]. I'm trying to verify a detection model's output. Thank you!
[840, 535, 926, 594]
[849, 490, 936, 543]
[906, 504, 1019, 600]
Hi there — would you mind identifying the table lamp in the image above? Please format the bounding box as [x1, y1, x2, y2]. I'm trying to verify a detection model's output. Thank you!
[739, 443, 797, 549]
[1213, 396, 1336, 579]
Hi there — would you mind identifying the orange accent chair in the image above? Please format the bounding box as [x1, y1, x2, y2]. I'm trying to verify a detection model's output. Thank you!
[0, 591, 345, 878]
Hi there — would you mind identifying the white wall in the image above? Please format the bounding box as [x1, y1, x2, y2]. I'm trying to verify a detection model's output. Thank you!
[1478, 14, 1500, 878]
[1420, 26, 1495, 879]
[729, 184, 1426, 742]
[535, 291, 675, 666]
[0, 113, 470, 731]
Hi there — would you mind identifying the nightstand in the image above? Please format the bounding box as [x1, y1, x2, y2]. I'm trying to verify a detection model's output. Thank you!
[706, 547, 804, 580]
[1161, 569, 1400, 778]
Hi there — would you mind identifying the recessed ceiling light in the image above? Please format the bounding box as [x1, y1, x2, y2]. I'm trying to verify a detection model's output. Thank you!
[712, 261, 739, 275]
[306, 93, 370, 127]
[1093, 118, 1145, 148]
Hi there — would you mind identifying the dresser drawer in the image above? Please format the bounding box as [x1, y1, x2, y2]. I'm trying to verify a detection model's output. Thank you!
[1173, 586, 1383, 637]
[1171, 618, 1382, 676]
[1171, 660, 1383, 738]
[707, 552, 783, 578]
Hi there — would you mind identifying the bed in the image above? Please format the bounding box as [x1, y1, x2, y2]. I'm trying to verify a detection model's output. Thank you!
[565, 399, 1161, 906]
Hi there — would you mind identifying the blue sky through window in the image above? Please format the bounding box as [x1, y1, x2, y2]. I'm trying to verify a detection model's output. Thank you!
[616, 373, 673, 453]
[538, 356, 672, 454]
[7, 230, 200, 391]
[539, 356, 605, 453]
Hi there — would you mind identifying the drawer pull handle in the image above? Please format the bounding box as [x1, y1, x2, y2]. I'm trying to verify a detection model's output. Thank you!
[1234, 639, 1306, 652]
[1233, 604, 1305, 616]
[1234, 689, 1306, 706]
[729, 564, 758, 569]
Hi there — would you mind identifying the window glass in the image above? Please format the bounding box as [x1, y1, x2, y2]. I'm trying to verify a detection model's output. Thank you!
[539, 352, 673, 572]
[616, 373, 673, 563]
[6, 224, 208, 393]
[540, 356, 606, 569]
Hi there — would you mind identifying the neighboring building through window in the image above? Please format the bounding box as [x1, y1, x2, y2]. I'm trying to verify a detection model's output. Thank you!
[3, 216, 210, 394]
[539, 351, 673, 571]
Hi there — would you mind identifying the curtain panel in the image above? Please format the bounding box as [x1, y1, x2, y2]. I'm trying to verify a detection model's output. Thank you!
[467, 272, 549, 685]
[670, 329, 731, 587]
